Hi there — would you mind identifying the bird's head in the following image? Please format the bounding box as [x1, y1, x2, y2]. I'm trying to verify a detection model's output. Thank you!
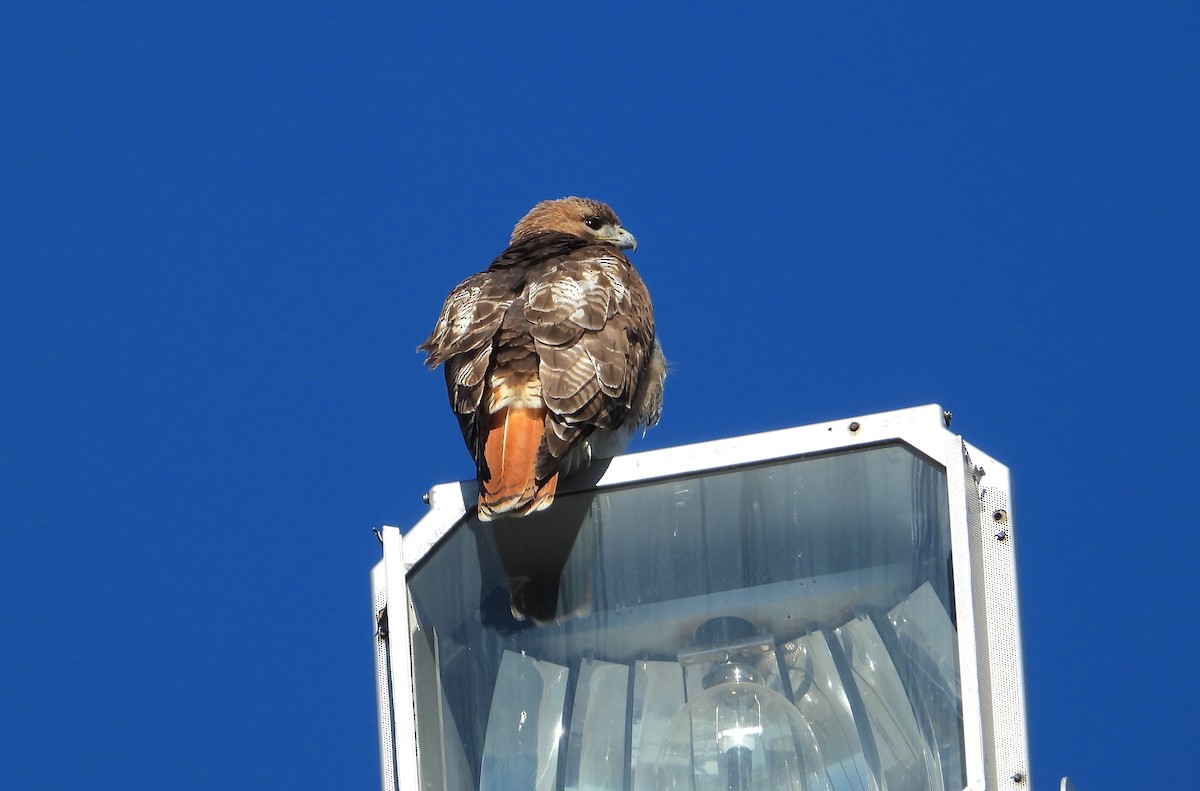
[510, 197, 637, 251]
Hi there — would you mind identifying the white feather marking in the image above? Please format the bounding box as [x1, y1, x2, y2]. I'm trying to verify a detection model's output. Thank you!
[449, 286, 482, 337]
[597, 258, 627, 302]
[487, 373, 542, 412]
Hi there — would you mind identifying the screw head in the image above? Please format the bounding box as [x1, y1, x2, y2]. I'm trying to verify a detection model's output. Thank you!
[848, 421, 860, 432]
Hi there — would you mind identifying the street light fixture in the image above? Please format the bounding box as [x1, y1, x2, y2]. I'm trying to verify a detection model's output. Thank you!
[372, 404, 1030, 790]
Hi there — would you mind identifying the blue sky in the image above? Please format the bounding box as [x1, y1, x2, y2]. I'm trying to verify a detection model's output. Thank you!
[3, 2, 1196, 788]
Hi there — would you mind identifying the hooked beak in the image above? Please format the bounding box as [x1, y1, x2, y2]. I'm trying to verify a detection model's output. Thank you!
[605, 225, 637, 252]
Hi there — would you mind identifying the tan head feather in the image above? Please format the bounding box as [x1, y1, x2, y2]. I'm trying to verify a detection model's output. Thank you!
[510, 197, 636, 250]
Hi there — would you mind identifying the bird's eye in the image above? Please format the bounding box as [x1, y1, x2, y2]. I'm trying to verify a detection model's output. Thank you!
[583, 217, 604, 230]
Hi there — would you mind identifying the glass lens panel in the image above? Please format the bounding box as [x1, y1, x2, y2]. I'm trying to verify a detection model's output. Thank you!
[782, 630, 872, 790]
[563, 659, 629, 791]
[479, 651, 569, 791]
[408, 443, 961, 791]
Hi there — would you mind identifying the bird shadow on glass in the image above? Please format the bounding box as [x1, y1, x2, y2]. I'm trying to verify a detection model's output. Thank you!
[475, 458, 615, 630]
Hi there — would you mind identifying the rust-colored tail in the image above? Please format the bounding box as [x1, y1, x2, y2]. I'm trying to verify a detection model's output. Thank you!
[478, 406, 558, 520]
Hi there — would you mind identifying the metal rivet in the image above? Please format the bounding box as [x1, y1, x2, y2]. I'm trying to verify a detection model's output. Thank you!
[995, 528, 1010, 542]
[848, 422, 860, 432]
[993, 509, 1008, 522]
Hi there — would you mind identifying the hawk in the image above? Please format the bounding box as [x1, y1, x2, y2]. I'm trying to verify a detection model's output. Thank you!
[420, 197, 665, 520]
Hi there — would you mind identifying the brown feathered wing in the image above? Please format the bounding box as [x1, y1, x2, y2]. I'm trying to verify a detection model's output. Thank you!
[421, 234, 663, 519]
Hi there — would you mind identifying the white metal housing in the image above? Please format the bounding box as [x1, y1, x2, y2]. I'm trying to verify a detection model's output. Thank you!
[371, 404, 1030, 790]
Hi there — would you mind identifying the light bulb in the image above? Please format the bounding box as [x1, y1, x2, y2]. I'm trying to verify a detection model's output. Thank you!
[653, 670, 811, 791]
